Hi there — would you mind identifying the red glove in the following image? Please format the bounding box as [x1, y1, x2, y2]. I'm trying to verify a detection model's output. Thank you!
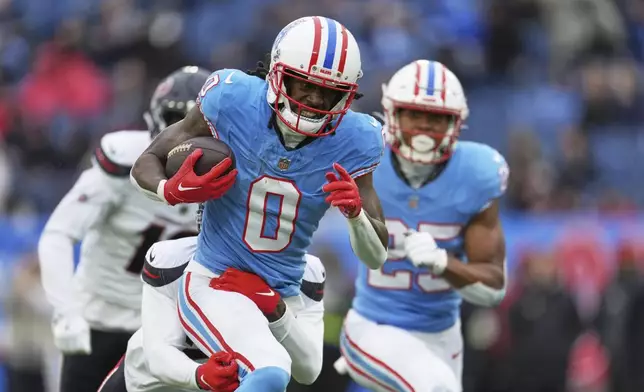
[164, 149, 238, 205]
[322, 162, 362, 218]
[210, 268, 281, 315]
[196, 351, 239, 392]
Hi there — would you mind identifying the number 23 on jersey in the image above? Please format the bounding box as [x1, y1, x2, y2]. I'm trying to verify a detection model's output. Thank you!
[368, 219, 461, 293]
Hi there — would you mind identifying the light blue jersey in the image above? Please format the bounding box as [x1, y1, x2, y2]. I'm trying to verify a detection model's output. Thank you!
[194, 69, 383, 297]
[352, 142, 508, 332]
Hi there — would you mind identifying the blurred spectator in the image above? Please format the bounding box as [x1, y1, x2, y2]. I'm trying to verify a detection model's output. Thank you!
[537, 0, 626, 78]
[2, 254, 57, 392]
[484, 0, 540, 79]
[505, 130, 555, 211]
[104, 57, 148, 131]
[595, 240, 644, 392]
[552, 128, 596, 209]
[18, 20, 110, 125]
[580, 59, 644, 128]
[566, 331, 610, 392]
[0, 143, 11, 212]
[506, 251, 583, 392]
[621, 280, 644, 392]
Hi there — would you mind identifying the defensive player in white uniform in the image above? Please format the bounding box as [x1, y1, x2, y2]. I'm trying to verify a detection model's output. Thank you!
[38, 67, 210, 392]
[335, 60, 509, 392]
[97, 233, 326, 392]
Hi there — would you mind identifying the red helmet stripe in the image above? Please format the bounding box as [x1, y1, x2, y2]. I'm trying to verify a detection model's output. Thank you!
[337, 24, 349, 73]
[413, 61, 421, 96]
[308, 17, 322, 72]
[440, 63, 447, 103]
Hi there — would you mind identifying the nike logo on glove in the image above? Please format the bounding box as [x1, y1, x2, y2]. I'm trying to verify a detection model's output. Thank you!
[200, 375, 215, 390]
[178, 183, 200, 192]
[256, 290, 276, 297]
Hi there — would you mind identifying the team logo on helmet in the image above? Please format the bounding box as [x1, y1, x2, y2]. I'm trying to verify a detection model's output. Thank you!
[272, 18, 306, 51]
[153, 77, 175, 100]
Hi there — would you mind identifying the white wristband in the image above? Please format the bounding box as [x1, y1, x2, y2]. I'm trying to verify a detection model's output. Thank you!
[129, 172, 168, 203]
[156, 180, 168, 204]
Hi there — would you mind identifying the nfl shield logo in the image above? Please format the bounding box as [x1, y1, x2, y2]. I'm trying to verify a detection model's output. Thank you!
[277, 158, 290, 171]
[408, 195, 419, 209]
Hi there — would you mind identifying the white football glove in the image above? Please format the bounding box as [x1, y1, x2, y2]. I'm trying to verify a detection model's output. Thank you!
[52, 312, 91, 354]
[333, 357, 349, 375]
[403, 230, 448, 275]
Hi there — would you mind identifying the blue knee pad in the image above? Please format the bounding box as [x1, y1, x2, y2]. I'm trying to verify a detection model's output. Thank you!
[237, 366, 290, 392]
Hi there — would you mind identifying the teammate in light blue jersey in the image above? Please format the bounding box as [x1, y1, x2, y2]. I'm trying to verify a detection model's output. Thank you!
[131, 16, 389, 392]
[337, 60, 509, 392]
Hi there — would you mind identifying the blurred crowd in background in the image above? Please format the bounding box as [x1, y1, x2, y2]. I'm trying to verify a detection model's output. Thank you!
[1, 0, 644, 391]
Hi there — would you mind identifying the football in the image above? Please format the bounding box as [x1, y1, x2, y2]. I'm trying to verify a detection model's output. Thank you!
[165, 137, 235, 178]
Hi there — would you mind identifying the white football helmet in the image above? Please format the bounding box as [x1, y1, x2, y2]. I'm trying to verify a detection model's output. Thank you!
[267, 16, 363, 137]
[382, 60, 469, 164]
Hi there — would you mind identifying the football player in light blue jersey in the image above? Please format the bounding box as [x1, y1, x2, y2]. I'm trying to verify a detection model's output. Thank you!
[130, 16, 389, 392]
[336, 60, 510, 392]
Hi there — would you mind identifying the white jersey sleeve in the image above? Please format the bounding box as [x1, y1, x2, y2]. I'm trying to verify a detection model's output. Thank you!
[141, 285, 199, 389]
[139, 238, 200, 389]
[269, 253, 325, 385]
[38, 165, 125, 314]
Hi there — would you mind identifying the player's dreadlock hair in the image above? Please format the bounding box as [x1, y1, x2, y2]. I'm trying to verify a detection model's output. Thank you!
[246, 54, 363, 100]
[246, 53, 272, 80]
[196, 203, 204, 233]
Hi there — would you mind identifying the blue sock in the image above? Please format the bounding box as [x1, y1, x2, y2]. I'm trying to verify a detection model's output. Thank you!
[237, 367, 290, 392]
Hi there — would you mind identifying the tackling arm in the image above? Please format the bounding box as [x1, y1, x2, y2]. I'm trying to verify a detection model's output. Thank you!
[38, 167, 119, 314]
[441, 200, 507, 306]
[348, 173, 389, 269]
[141, 285, 200, 389]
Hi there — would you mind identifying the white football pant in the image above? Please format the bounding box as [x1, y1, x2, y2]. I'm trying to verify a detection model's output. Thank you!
[339, 309, 462, 392]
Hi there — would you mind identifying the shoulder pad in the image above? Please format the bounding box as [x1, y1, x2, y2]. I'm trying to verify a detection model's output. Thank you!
[197, 69, 255, 105]
[142, 237, 198, 287]
[95, 130, 150, 177]
[196, 69, 257, 139]
[301, 254, 325, 302]
[342, 111, 384, 133]
[456, 142, 509, 213]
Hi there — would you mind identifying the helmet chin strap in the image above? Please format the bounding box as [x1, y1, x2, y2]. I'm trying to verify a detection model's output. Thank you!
[275, 102, 331, 148]
[275, 116, 307, 149]
[279, 101, 327, 131]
